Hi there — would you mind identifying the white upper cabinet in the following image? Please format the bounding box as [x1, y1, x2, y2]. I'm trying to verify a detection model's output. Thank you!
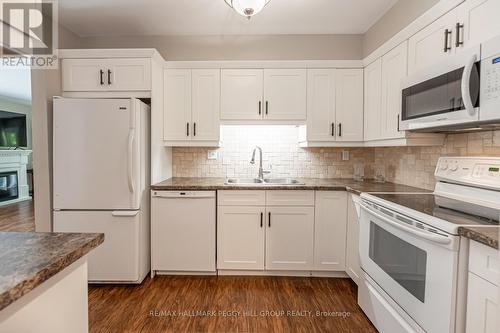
[381, 41, 408, 139]
[191, 69, 221, 141]
[458, 0, 500, 49]
[164, 69, 192, 141]
[163, 69, 220, 144]
[220, 69, 263, 120]
[306, 69, 336, 141]
[305, 68, 363, 143]
[263, 69, 307, 120]
[335, 69, 364, 142]
[62, 58, 151, 92]
[220, 69, 306, 121]
[313, 191, 347, 271]
[364, 59, 383, 141]
[408, 7, 458, 74]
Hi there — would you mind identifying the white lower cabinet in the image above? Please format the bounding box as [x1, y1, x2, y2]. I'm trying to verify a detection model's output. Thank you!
[266, 206, 314, 270]
[217, 206, 265, 270]
[217, 190, 352, 275]
[466, 240, 499, 333]
[346, 194, 361, 284]
[313, 191, 347, 271]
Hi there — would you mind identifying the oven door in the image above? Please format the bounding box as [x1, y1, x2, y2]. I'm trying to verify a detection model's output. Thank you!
[359, 200, 459, 333]
[400, 46, 481, 131]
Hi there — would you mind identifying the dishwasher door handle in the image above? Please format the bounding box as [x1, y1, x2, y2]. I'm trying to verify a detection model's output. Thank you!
[152, 191, 216, 198]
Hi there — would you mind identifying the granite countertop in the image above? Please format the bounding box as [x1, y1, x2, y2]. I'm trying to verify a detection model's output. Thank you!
[0, 232, 104, 311]
[151, 177, 431, 195]
[459, 226, 499, 249]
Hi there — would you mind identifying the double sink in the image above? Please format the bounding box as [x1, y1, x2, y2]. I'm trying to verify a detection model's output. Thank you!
[225, 178, 305, 186]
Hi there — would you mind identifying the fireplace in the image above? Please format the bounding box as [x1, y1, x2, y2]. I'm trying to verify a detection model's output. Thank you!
[0, 171, 18, 202]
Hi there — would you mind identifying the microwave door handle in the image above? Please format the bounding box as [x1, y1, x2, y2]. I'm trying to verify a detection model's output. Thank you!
[360, 202, 451, 245]
[461, 54, 477, 116]
[127, 128, 135, 193]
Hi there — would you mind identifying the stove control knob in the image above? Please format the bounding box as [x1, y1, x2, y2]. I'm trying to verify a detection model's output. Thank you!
[440, 163, 449, 171]
[450, 164, 459, 172]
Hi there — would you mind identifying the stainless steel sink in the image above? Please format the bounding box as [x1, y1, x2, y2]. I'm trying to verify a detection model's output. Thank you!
[224, 178, 263, 185]
[224, 178, 304, 186]
[263, 178, 305, 185]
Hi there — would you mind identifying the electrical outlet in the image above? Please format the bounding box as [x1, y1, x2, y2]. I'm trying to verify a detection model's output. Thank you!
[207, 151, 218, 160]
[342, 150, 349, 161]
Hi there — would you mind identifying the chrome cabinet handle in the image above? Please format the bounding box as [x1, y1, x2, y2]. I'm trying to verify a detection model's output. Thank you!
[260, 212, 263, 228]
[455, 23, 464, 47]
[100, 70, 104, 85]
[258, 101, 262, 115]
[265, 101, 269, 115]
[444, 29, 452, 52]
[331, 123, 335, 136]
[186, 123, 190, 137]
[268, 212, 271, 227]
[338, 123, 342, 137]
[193, 122, 196, 136]
[107, 69, 112, 84]
[397, 115, 400, 132]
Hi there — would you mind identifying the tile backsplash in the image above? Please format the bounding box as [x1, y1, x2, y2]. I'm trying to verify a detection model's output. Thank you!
[172, 126, 500, 190]
[172, 126, 375, 179]
[374, 130, 500, 190]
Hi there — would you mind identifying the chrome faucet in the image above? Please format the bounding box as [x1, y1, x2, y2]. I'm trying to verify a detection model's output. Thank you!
[250, 146, 270, 180]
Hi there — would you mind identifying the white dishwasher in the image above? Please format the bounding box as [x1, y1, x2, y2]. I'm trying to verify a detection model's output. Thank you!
[151, 190, 216, 275]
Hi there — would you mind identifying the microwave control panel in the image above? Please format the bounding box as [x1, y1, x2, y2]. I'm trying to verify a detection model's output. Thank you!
[480, 35, 500, 121]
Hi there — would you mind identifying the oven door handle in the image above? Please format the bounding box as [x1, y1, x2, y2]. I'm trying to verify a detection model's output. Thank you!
[360, 202, 452, 245]
[461, 54, 477, 116]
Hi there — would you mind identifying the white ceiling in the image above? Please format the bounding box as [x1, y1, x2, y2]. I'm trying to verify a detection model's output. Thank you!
[58, 0, 398, 36]
[0, 67, 31, 103]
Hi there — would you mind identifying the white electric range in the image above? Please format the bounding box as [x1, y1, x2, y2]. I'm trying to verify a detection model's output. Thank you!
[357, 157, 500, 333]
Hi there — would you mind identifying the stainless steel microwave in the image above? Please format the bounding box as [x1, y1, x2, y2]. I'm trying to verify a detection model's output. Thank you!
[400, 35, 500, 131]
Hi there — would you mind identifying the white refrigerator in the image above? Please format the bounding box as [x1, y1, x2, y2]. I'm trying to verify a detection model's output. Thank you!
[53, 97, 150, 283]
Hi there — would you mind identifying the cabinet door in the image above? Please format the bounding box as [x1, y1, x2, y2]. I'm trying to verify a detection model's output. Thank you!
[266, 206, 314, 271]
[306, 69, 336, 141]
[220, 69, 263, 120]
[191, 69, 220, 141]
[264, 69, 307, 120]
[62, 59, 108, 92]
[364, 59, 382, 141]
[466, 272, 498, 333]
[217, 206, 265, 270]
[107, 58, 151, 91]
[408, 9, 457, 74]
[163, 69, 192, 141]
[381, 41, 408, 139]
[346, 194, 361, 284]
[458, 0, 500, 49]
[314, 191, 347, 271]
[335, 69, 364, 142]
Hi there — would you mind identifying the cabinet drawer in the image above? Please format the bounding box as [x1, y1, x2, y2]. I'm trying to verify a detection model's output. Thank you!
[469, 240, 499, 286]
[218, 191, 266, 206]
[266, 191, 314, 206]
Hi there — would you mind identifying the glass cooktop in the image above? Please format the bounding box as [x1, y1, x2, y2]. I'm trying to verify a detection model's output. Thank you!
[369, 193, 499, 227]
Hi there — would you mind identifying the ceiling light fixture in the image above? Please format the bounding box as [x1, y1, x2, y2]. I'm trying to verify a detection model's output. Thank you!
[224, 0, 271, 19]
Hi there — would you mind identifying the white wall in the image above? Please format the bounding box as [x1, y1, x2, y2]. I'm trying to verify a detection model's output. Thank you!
[76, 34, 364, 61]
[363, 0, 440, 56]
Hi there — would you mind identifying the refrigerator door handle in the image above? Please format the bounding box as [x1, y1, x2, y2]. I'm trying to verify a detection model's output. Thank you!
[112, 211, 139, 217]
[127, 128, 135, 193]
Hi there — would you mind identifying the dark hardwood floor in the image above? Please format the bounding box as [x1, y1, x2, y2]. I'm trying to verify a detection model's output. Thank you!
[0, 200, 377, 333]
[0, 200, 35, 232]
[88, 276, 376, 333]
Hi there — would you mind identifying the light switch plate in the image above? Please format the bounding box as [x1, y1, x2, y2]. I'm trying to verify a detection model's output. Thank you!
[342, 150, 349, 161]
[207, 151, 218, 160]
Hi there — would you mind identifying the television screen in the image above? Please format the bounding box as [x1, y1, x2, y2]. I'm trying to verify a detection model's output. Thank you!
[0, 111, 27, 148]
